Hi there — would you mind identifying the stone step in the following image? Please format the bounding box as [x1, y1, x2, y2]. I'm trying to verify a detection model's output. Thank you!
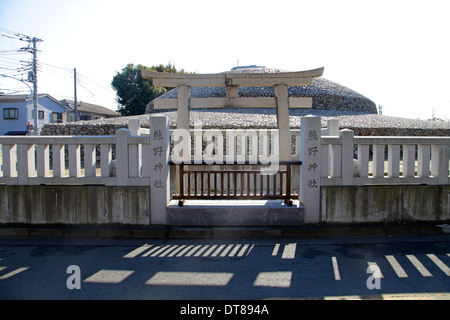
[167, 200, 304, 226]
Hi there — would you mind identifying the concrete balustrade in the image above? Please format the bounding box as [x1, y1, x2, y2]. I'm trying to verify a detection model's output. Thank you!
[1, 116, 449, 226]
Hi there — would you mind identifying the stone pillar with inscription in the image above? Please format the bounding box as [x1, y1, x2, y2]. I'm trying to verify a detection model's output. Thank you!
[149, 115, 170, 225]
[300, 115, 321, 224]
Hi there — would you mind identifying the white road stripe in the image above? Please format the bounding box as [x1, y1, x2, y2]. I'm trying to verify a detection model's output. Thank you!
[219, 244, 234, 257]
[142, 245, 162, 257]
[202, 245, 218, 257]
[237, 244, 250, 257]
[228, 244, 241, 257]
[178, 245, 195, 257]
[281, 243, 296, 259]
[193, 245, 209, 257]
[427, 254, 450, 276]
[211, 245, 226, 257]
[168, 245, 187, 257]
[0, 267, 28, 280]
[272, 244, 280, 256]
[123, 244, 152, 258]
[159, 245, 180, 257]
[406, 255, 433, 277]
[331, 257, 341, 280]
[385, 255, 408, 278]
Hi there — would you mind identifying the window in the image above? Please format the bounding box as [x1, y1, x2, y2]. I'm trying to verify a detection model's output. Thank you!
[38, 110, 44, 119]
[52, 112, 63, 123]
[3, 108, 18, 120]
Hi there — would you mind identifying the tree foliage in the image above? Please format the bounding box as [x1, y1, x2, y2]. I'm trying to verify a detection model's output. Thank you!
[111, 63, 188, 116]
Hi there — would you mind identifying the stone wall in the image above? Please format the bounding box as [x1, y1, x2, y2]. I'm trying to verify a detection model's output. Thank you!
[322, 185, 450, 223]
[0, 185, 150, 225]
[40, 123, 127, 136]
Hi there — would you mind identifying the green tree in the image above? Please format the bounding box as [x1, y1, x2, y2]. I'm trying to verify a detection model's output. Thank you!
[111, 63, 188, 116]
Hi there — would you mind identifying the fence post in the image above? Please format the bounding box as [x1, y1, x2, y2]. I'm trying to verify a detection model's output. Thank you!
[17, 144, 35, 185]
[340, 129, 354, 185]
[300, 115, 321, 223]
[116, 128, 130, 186]
[431, 144, 449, 185]
[149, 115, 170, 225]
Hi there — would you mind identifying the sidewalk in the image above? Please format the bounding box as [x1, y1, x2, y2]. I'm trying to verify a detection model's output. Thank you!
[0, 221, 448, 239]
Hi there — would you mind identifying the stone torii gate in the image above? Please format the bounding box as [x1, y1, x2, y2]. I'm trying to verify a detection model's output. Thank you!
[142, 67, 324, 161]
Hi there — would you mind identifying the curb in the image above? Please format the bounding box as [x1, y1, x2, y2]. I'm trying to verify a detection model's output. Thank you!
[0, 222, 448, 239]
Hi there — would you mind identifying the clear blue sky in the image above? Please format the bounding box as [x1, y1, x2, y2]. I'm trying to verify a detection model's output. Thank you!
[1, 0, 449, 120]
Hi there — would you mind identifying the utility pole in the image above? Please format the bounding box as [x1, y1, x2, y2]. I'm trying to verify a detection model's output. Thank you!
[74, 68, 78, 121]
[28, 37, 43, 135]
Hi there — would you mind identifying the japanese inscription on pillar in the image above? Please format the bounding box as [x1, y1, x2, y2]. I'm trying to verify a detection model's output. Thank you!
[149, 116, 170, 224]
[300, 116, 321, 224]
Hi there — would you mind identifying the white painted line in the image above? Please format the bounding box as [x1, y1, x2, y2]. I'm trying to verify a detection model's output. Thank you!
[331, 257, 341, 280]
[168, 245, 186, 257]
[142, 245, 162, 257]
[237, 244, 250, 257]
[367, 262, 384, 278]
[202, 245, 218, 257]
[177, 245, 195, 257]
[427, 254, 450, 276]
[272, 244, 280, 256]
[253, 271, 292, 288]
[84, 269, 134, 284]
[211, 245, 226, 257]
[219, 244, 234, 257]
[0, 266, 7, 272]
[150, 245, 172, 257]
[0, 267, 29, 280]
[228, 244, 241, 257]
[385, 255, 408, 278]
[123, 244, 152, 258]
[193, 245, 210, 257]
[146, 272, 234, 286]
[281, 243, 296, 259]
[159, 245, 180, 257]
[406, 255, 433, 277]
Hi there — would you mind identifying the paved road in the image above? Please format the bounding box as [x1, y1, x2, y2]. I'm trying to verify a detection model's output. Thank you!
[0, 234, 449, 301]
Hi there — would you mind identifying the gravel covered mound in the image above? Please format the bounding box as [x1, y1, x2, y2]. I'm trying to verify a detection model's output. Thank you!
[63, 110, 450, 137]
[145, 67, 377, 114]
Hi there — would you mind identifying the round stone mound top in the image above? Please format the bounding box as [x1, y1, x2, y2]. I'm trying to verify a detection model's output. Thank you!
[145, 66, 377, 114]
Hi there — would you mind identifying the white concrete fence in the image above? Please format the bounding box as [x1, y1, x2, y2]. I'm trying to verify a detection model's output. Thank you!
[1, 115, 449, 225]
[320, 119, 450, 186]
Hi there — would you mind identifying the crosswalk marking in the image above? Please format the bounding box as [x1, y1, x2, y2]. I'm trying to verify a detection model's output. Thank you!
[385, 255, 408, 278]
[331, 257, 341, 280]
[168, 245, 187, 257]
[142, 245, 162, 257]
[281, 243, 296, 259]
[123, 244, 152, 258]
[426, 254, 450, 276]
[184, 245, 200, 257]
[0, 267, 29, 280]
[272, 244, 280, 256]
[159, 245, 180, 257]
[193, 245, 210, 257]
[228, 244, 242, 257]
[203, 245, 218, 257]
[237, 244, 251, 257]
[220, 244, 234, 257]
[406, 255, 433, 277]
[211, 245, 226, 257]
